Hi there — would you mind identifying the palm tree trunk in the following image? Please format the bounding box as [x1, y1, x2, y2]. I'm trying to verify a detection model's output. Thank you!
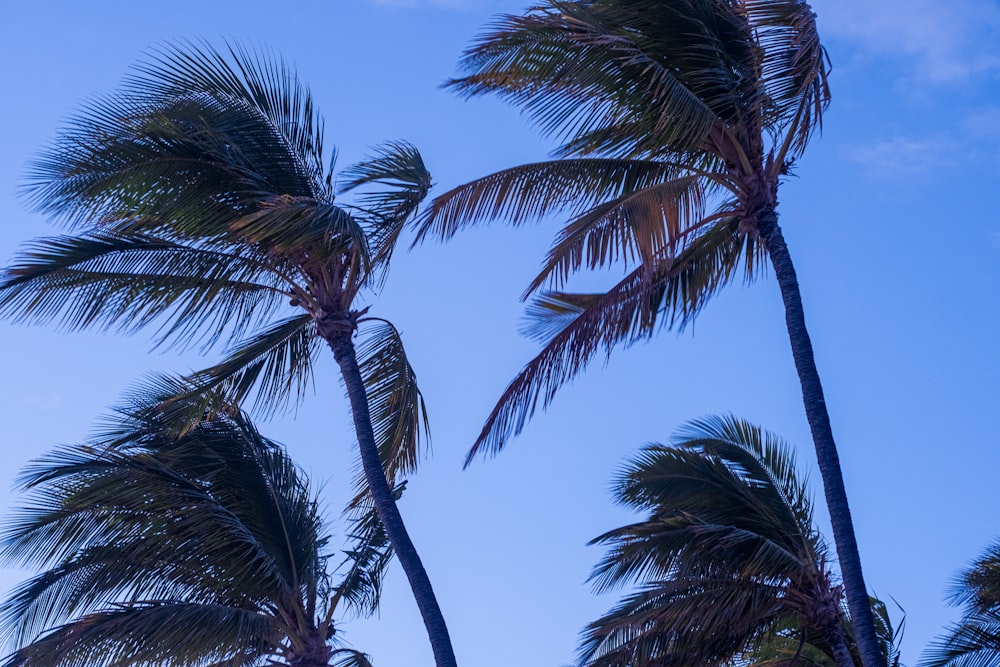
[326, 331, 458, 667]
[758, 211, 881, 667]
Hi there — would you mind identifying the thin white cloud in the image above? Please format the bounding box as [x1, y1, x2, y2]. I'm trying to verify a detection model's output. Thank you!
[846, 106, 1000, 179]
[814, 0, 1000, 83]
[846, 135, 957, 177]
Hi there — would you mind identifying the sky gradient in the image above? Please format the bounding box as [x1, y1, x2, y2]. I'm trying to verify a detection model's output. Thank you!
[1, 1, 999, 665]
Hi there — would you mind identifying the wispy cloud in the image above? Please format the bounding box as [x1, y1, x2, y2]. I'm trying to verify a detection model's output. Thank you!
[846, 135, 957, 177]
[815, 0, 1000, 83]
[846, 106, 1000, 179]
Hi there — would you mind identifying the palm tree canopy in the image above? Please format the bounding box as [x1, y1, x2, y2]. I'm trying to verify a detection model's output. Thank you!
[921, 540, 1000, 667]
[1, 41, 431, 494]
[412, 0, 829, 462]
[580, 416, 894, 667]
[0, 390, 394, 667]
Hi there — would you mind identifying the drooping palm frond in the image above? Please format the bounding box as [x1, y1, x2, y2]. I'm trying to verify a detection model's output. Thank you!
[579, 417, 854, 667]
[348, 321, 430, 506]
[466, 216, 753, 463]
[334, 482, 403, 617]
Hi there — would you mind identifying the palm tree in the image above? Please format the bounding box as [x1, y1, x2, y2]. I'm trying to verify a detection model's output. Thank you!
[0, 43, 455, 667]
[581, 415, 900, 667]
[412, 2, 876, 664]
[0, 393, 395, 667]
[921, 540, 1000, 667]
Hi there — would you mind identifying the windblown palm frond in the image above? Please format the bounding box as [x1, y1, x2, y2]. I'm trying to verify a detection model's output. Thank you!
[0, 398, 393, 667]
[921, 540, 1000, 667]
[580, 416, 874, 667]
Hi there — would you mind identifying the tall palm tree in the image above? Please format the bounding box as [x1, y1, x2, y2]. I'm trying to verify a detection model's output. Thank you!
[0, 394, 395, 667]
[0, 43, 455, 667]
[921, 540, 1000, 667]
[581, 416, 900, 667]
[413, 2, 876, 664]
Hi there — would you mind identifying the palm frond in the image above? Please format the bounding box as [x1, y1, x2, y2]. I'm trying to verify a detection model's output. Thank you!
[746, 0, 832, 162]
[333, 482, 403, 618]
[580, 577, 786, 667]
[128, 40, 330, 198]
[415, 156, 706, 244]
[920, 609, 1000, 667]
[450, 1, 734, 155]
[524, 176, 712, 295]
[467, 217, 753, 464]
[0, 232, 292, 352]
[340, 141, 431, 263]
[170, 313, 321, 420]
[0, 402, 336, 667]
[330, 648, 376, 667]
[921, 540, 1000, 667]
[348, 321, 429, 506]
[1, 603, 274, 667]
[228, 199, 370, 272]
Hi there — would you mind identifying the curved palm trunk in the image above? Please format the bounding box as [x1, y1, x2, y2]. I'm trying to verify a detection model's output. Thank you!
[758, 211, 881, 667]
[326, 332, 458, 667]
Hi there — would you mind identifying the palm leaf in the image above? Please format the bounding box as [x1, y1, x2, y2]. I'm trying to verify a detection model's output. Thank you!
[467, 217, 752, 463]
[348, 321, 429, 506]
[415, 157, 707, 244]
[0, 232, 292, 352]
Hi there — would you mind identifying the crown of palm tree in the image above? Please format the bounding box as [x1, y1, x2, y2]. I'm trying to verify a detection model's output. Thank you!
[415, 0, 829, 461]
[581, 416, 899, 667]
[0, 391, 393, 667]
[4, 41, 430, 482]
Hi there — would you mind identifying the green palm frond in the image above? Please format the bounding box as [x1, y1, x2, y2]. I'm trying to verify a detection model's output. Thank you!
[415, 158, 706, 243]
[228, 199, 371, 271]
[581, 576, 786, 667]
[746, 0, 831, 162]
[331, 648, 376, 667]
[467, 217, 753, 463]
[0, 232, 292, 352]
[1, 603, 274, 667]
[160, 314, 321, 422]
[921, 610, 1000, 667]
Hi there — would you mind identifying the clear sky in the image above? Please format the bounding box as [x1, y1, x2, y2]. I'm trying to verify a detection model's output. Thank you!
[1, 1, 998, 665]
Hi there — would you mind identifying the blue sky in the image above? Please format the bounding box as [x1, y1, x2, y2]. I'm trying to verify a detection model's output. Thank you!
[1, 1, 998, 665]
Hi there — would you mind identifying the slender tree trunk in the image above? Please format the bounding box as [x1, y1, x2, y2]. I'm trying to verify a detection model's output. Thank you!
[326, 331, 458, 667]
[758, 211, 881, 667]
